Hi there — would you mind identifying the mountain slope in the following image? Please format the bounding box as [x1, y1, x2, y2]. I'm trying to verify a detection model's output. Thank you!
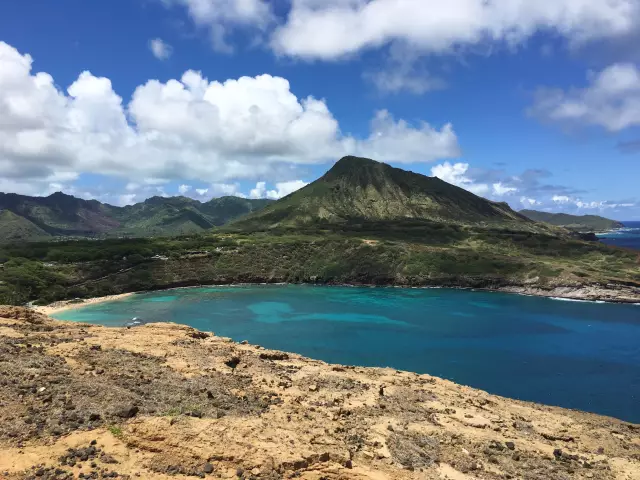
[520, 210, 624, 232]
[0, 193, 272, 242]
[0, 210, 50, 242]
[0, 192, 120, 237]
[233, 156, 546, 232]
[113, 196, 273, 236]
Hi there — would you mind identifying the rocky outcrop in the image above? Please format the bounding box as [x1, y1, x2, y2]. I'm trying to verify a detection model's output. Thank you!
[497, 283, 640, 303]
[1, 307, 639, 479]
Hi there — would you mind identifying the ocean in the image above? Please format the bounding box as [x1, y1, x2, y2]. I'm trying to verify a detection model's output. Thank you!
[598, 221, 640, 250]
[53, 285, 640, 423]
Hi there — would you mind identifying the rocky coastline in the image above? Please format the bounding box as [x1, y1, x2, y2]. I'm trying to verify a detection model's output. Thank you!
[1, 306, 639, 480]
[34, 279, 640, 316]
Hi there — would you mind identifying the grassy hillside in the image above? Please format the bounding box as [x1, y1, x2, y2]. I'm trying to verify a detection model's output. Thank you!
[0, 157, 637, 305]
[0, 193, 272, 242]
[520, 210, 624, 232]
[233, 156, 553, 234]
[0, 192, 119, 237]
[0, 210, 50, 243]
[1, 226, 638, 306]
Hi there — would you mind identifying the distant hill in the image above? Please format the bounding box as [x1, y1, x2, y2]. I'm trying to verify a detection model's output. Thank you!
[520, 210, 623, 232]
[0, 210, 49, 243]
[233, 156, 550, 233]
[0, 192, 272, 242]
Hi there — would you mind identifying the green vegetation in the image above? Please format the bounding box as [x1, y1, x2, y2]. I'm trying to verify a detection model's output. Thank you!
[0, 192, 272, 242]
[108, 426, 123, 437]
[520, 209, 624, 232]
[232, 156, 555, 234]
[0, 156, 638, 306]
[0, 210, 49, 243]
[0, 227, 638, 306]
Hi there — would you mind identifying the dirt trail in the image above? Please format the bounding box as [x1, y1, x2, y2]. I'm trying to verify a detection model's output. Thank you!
[0, 306, 638, 480]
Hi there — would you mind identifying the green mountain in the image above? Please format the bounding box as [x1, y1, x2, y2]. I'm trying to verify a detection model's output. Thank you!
[2, 156, 639, 306]
[233, 156, 547, 233]
[112, 196, 272, 237]
[0, 210, 49, 243]
[520, 210, 624, 232]
[0, 192, 272, 242]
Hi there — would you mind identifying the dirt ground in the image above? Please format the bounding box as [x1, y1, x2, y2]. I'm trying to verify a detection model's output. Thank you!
[0, 306, 638, 480]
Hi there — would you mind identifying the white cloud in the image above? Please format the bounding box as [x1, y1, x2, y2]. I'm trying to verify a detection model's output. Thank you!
[520, 197, 541, 207]
[351, 110, 460, 163]
[249, 180, 308, 199]
[271, 0, 639, 60]
[0, 41, 460, 193]
[178, 184, 192, 194]
[575, 200, 635, 209]
[492, 182, 517, 196]
[549, 195, 635, 211]
[149, 38, 173, 60]
[249, 181, 267, 199]
[431, 162, 489, 196]
[195, 188, 209, 196]
[530, 63, 640, 131]
[117, 194, 138, 206]
[163, 0, 274, 53]
[553, 195, 572, 203]
[209, 183, 247, 197]
[432, 160, 637, 213]
[267, 180, 308, 199]
[364, 59, 446, 95]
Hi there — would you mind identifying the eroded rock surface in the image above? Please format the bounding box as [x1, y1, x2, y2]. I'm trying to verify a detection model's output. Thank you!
[1, 306, 638, 479]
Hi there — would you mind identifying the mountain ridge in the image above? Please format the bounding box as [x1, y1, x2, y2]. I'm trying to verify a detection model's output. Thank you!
[520, 209, 624, 232]
[232, 156, 551, 233]
[0, 192, 272, 242]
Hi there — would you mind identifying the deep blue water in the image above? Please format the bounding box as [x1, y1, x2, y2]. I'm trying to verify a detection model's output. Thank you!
[53, 285, 640, 423]
[599, 221, 640, 250]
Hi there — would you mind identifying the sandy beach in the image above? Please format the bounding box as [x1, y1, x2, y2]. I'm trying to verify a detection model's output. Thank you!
[33, 292, 134, 315]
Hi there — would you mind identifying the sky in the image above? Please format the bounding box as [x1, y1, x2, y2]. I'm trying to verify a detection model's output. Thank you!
[1, 0, 639, 219]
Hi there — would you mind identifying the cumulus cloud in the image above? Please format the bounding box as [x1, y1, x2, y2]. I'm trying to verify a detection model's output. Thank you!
[520, 197, 541, 207]
[149, 38, 173, 60]
[118, 194, 138, 206]
[492, 182, 517, 196]
[271, 0, 639, 60]
[352, 110, 460, 163]
[529, 63, 640, 131]
[267, 180, 308, 199]
[0, 41, 460, 195]
[431, 162, 489, 196]
[430, 161, 636, 214]
[553, 195, 571, 203]
[249, 180, 308, 199]
[178, 184, 192, 194]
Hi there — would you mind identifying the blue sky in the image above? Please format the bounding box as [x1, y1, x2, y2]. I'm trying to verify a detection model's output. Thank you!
[1, 0, 639, 219]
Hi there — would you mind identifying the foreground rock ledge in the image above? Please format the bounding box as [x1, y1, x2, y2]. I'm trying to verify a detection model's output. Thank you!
[0, 307, 638, 480]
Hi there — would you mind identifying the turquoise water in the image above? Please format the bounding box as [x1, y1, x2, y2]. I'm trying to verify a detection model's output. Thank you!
[53, 285, 640, 423]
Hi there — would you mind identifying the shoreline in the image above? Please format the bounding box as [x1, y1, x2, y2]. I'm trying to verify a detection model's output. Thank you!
[33, 281, 640, 314]
[33, 292, 134, 315]
[1, 306, 639, 479]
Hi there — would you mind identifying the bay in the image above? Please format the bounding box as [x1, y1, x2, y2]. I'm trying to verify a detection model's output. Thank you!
[53, 285, 640, 422]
